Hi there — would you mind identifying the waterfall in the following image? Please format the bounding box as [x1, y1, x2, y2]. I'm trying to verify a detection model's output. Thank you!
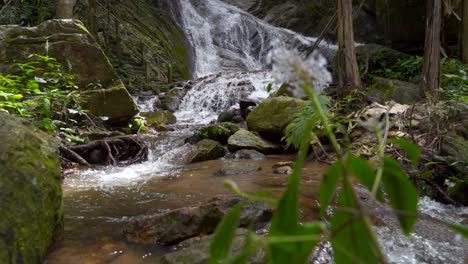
[173, 0, 335, 124]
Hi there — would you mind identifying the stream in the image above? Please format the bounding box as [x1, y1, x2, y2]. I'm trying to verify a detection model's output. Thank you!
[47, 0, 466, 263]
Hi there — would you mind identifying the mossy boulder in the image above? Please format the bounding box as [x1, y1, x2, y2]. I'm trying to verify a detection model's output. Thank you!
[187, 139, 226, 163]
[0, 113, 63, 263]
[194, 123, 240, 144]
[142, 111, 177, 127]
[366, 77, 419, 104]
[355, 44, 410, 76]
[80, 82, 139, 125]
[228, 129, 280, 154]
[0, 19, 138, 124]
[246, 96, 305, 139]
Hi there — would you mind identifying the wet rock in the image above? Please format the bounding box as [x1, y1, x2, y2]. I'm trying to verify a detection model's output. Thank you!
[273, 166, 293, 175]
[83, 131, 126, 141]
[215, 161, 262, 176]
[217, 108, 243, 123]
[228, 129, 280, 154]
[142, 111, 177, 127]
[0, 19, 138, 124]
[247, 96, 305, 140]
[160, 229, 265, 264]
[239, 99, 257, 118]
[124, 196, 273, 245]
[366, 77, 419, 104]
[160, 88, 189, 112]
[234, 149, 266, 160]
[193, 122, 240, 144]
[187, 139, 226, 163]
[0, 113, 63, 263]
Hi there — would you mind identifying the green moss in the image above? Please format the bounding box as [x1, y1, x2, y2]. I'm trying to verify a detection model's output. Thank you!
[246, 96, 305, 140]
[194, 123, 240, 144]
[0, 113, 62, 263]
[142, 111, 177, 127]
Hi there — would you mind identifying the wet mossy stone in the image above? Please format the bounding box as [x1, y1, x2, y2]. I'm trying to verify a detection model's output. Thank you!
[0, 113, 63, 263]
[227, 129, 280, 154]
[187, 139, 226, 163]
[366, 77, 419, 104]
[142, 111, 177, 127]
[194, 122, 240, 144]
[80, 82, 139, 125]
[246, 96, 305, 140]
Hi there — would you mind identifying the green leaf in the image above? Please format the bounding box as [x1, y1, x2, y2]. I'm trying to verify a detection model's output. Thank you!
[209, 203, 244, 264]
[382, 158, 418, 235]
[60, 127, 76, 133]
[347, 156, 384, 201]
[447, 223, 468, 238]
[26, 79, 40, 92]
[268, 109, 317, 264]
[319, 161, 342, 216]
[42, 118, 55, 133]
[331, 180, 386, 264]
[389, 138, 421, 166]
[67, 135, 85, 143]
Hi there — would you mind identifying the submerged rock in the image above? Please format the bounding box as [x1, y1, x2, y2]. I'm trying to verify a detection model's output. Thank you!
[246, 96, 305, 140]
[0, 19, 138, 124]
[187, 139, 226, 163]
[0, 113, 63, 263]
[215, 161, 262, 176]
[228, 129, 280, 154]
[160, 229, 265, 264]
[194, 122, 240, 144]
[234, 149, 267, 160]
[124, 196, 272, 245]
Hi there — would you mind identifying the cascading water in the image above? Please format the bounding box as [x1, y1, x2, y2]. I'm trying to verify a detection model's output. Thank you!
[173, 0, 334, 124]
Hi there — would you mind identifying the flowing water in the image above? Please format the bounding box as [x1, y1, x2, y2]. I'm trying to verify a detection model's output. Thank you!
[47, 0, 466, 263]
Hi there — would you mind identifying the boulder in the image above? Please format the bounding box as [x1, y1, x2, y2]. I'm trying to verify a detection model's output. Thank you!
[0, 19, 138, 124]
[193, 122, 240, 144]
[79, 83, 139, 125]
[160, 88, 189, 112]
[234, 149, 267, 160]
[0, 113, 63, 263]
[366, 77, 419, 104]
[124, 196, 273, 245]
[355, 44, 410, 75]
[217, 108, 243, 123]
[142, 111, 177, 127]
[215, 161, 262, 176]
[246, 96, 305, 140]
[239, 99, 257, 118]
[187, 139, 226, 163]
[228, 129, 280, 154]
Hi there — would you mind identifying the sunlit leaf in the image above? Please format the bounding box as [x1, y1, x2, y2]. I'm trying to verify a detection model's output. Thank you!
[209, 203, 244, 264]
[389, 138, 421, 166]
[382, 158, 418, 235]
[319, 161, 342, 216]
[66, 135, 85, 143]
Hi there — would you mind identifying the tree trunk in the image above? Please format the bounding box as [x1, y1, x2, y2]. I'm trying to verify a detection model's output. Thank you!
[56, 0, 76, 19]
[337, 0, 362, 96]
[420, 0, 442, 100]
[463, 0, 468, 63]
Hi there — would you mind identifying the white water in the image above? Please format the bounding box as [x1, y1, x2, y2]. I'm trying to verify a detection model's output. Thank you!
[177, 0, 336, 78]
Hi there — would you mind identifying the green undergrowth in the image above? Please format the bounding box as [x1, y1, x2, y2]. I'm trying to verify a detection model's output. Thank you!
[0, 53, 86, 143]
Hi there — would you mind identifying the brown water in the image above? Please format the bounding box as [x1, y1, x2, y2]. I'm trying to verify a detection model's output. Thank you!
[47, 154, 327, 263]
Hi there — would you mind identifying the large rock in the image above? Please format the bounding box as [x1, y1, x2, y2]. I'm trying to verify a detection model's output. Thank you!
[366, 77, 419, 104]
[141, 111, 177, 127]
[355, 44, 410, 76]
[246, 96, 305, 139]
[194, 122, 240, 144]
[124, 196, 272, 245]
[187, 139, 226, 163]
[228, 129, 280, 154]
[0, 19, 138, 124]
[0, 113, 63, 263]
